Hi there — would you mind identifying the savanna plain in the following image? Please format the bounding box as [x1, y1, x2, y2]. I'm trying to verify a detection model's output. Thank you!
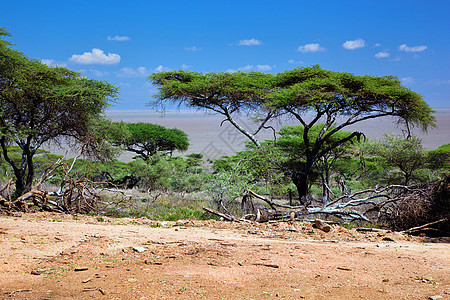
[2, 110, 449, 299]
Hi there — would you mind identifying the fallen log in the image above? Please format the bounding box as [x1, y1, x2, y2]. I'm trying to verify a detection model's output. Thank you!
[356, 227, 391, 233]
[245, 190, 371, 222]
[400, 218, 448, 234]
[203, 207, 239, 222]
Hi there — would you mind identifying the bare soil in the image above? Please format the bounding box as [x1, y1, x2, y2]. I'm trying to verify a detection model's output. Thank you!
[0, 212, 449, 299]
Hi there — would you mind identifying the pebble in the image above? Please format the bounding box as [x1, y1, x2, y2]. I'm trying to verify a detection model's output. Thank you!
[429, 296, 442, 300]
[133, 246, 147, 253]
[286, 226, 297, 232]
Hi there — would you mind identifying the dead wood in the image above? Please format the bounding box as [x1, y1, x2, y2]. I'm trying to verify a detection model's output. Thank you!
[203, 207, 239, 222]
[252, 262, 280, 268]
[400, 218, 448, 234]
[245, 190, 371, 222]
[356, 227, 391, 233]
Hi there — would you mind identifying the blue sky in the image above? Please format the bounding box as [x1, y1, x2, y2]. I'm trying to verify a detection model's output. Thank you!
[2, 0, 449, 109]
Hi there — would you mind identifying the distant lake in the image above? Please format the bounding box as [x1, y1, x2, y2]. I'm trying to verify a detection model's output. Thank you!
[45, 108, 450, 161]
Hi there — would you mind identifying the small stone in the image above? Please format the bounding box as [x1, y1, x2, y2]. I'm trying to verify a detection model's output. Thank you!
[175, 220, 188, 226]
[286, 226, 297, 232]
[132, 247, 147, 253]
[128, 278, 138, 282]
[421, 275, 434, 282]
[74, 267, 89, 271]
[429, 296, 443, 300]
[31, 270, 42, 275]
[376, 244, 389, 248]
[160, 221, 168, 227]
[314, 219, 332, 232]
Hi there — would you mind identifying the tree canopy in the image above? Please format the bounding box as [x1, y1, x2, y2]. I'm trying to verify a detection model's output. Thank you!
[365, 134, 426, 185]
[121, 123, 189, 161]
[0, 28, 118, 196]
[150, 66, 435, 200]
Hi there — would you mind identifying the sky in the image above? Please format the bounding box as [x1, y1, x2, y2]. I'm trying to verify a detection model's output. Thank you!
[2, 0, 449, 110]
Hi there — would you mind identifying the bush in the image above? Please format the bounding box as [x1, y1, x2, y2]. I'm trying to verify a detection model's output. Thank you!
[379, 175, 449, 235]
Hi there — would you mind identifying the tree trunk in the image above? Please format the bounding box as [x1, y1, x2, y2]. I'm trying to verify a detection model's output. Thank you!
[24, 152, 34, 193]
[292, 173, 308, 204]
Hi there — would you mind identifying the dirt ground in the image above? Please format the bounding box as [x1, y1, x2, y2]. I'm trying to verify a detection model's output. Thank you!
[0, 212, 448, 299]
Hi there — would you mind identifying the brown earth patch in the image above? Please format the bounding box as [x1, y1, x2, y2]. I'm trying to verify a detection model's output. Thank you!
[0, 212, 449, 299]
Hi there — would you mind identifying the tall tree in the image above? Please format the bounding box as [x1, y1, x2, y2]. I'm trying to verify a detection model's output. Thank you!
[0, 28, 118, 196]
[277, 124, 359, 202]
[149, 66, 435, 201]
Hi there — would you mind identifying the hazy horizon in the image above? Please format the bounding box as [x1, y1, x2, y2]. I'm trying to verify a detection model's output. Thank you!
[107, 108, 450, 160]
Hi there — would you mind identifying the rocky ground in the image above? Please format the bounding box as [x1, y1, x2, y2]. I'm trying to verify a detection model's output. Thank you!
[0, 212, 448, 299]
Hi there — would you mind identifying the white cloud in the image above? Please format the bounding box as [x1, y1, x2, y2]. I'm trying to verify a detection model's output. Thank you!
[41, 59, 67, 67]
[238, 38, 262, 46]
[239, 65, 253, 72]
[69, 48, 121, 65]
[185, 46, 201, 51]
[181, 64, 191, 69]
[154, 65, 170, 72]
[227, 64, 272, 72]
[255, 64, 272, 71]
[398, 44, 427, 52]
[108, 35, 130, 42]
[401, 77, 414, 85]
[116, 67, 149, 78]
[374, 43, 381, 47]
[375, 51, 390, 58]
[342, 38, 366, 50]
[297, 43, 325, 53]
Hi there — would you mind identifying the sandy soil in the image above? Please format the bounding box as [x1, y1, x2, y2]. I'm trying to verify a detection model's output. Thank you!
[0, 212, 449, 299]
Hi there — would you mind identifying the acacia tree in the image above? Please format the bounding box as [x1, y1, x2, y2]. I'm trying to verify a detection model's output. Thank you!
[149, 66, 435, 201]
[121, 123, 189, 161]
[277, 124, 359, 202]
[0, 29, 118, 196]
[365, 134, 426, 185]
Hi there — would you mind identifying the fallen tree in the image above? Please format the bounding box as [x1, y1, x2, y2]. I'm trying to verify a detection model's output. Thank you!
[0, 154, 136, 215]
[203, 176, 449, 235]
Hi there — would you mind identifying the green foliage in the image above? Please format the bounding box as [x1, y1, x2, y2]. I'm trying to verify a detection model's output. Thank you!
[0, 29, 118, 195]
[426, 143, 450, 170]
[119, 122, 189, 161]
[269, 66, 435, 130]
[364, 134, 426, 185]
[0, 145, 63, 183]
[68, 158, 133, 183]
[150, 66, 435, 198]
[211, 143, 296, 200]
[83, 119, 130, 161]
[125, 154, 206, 193]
